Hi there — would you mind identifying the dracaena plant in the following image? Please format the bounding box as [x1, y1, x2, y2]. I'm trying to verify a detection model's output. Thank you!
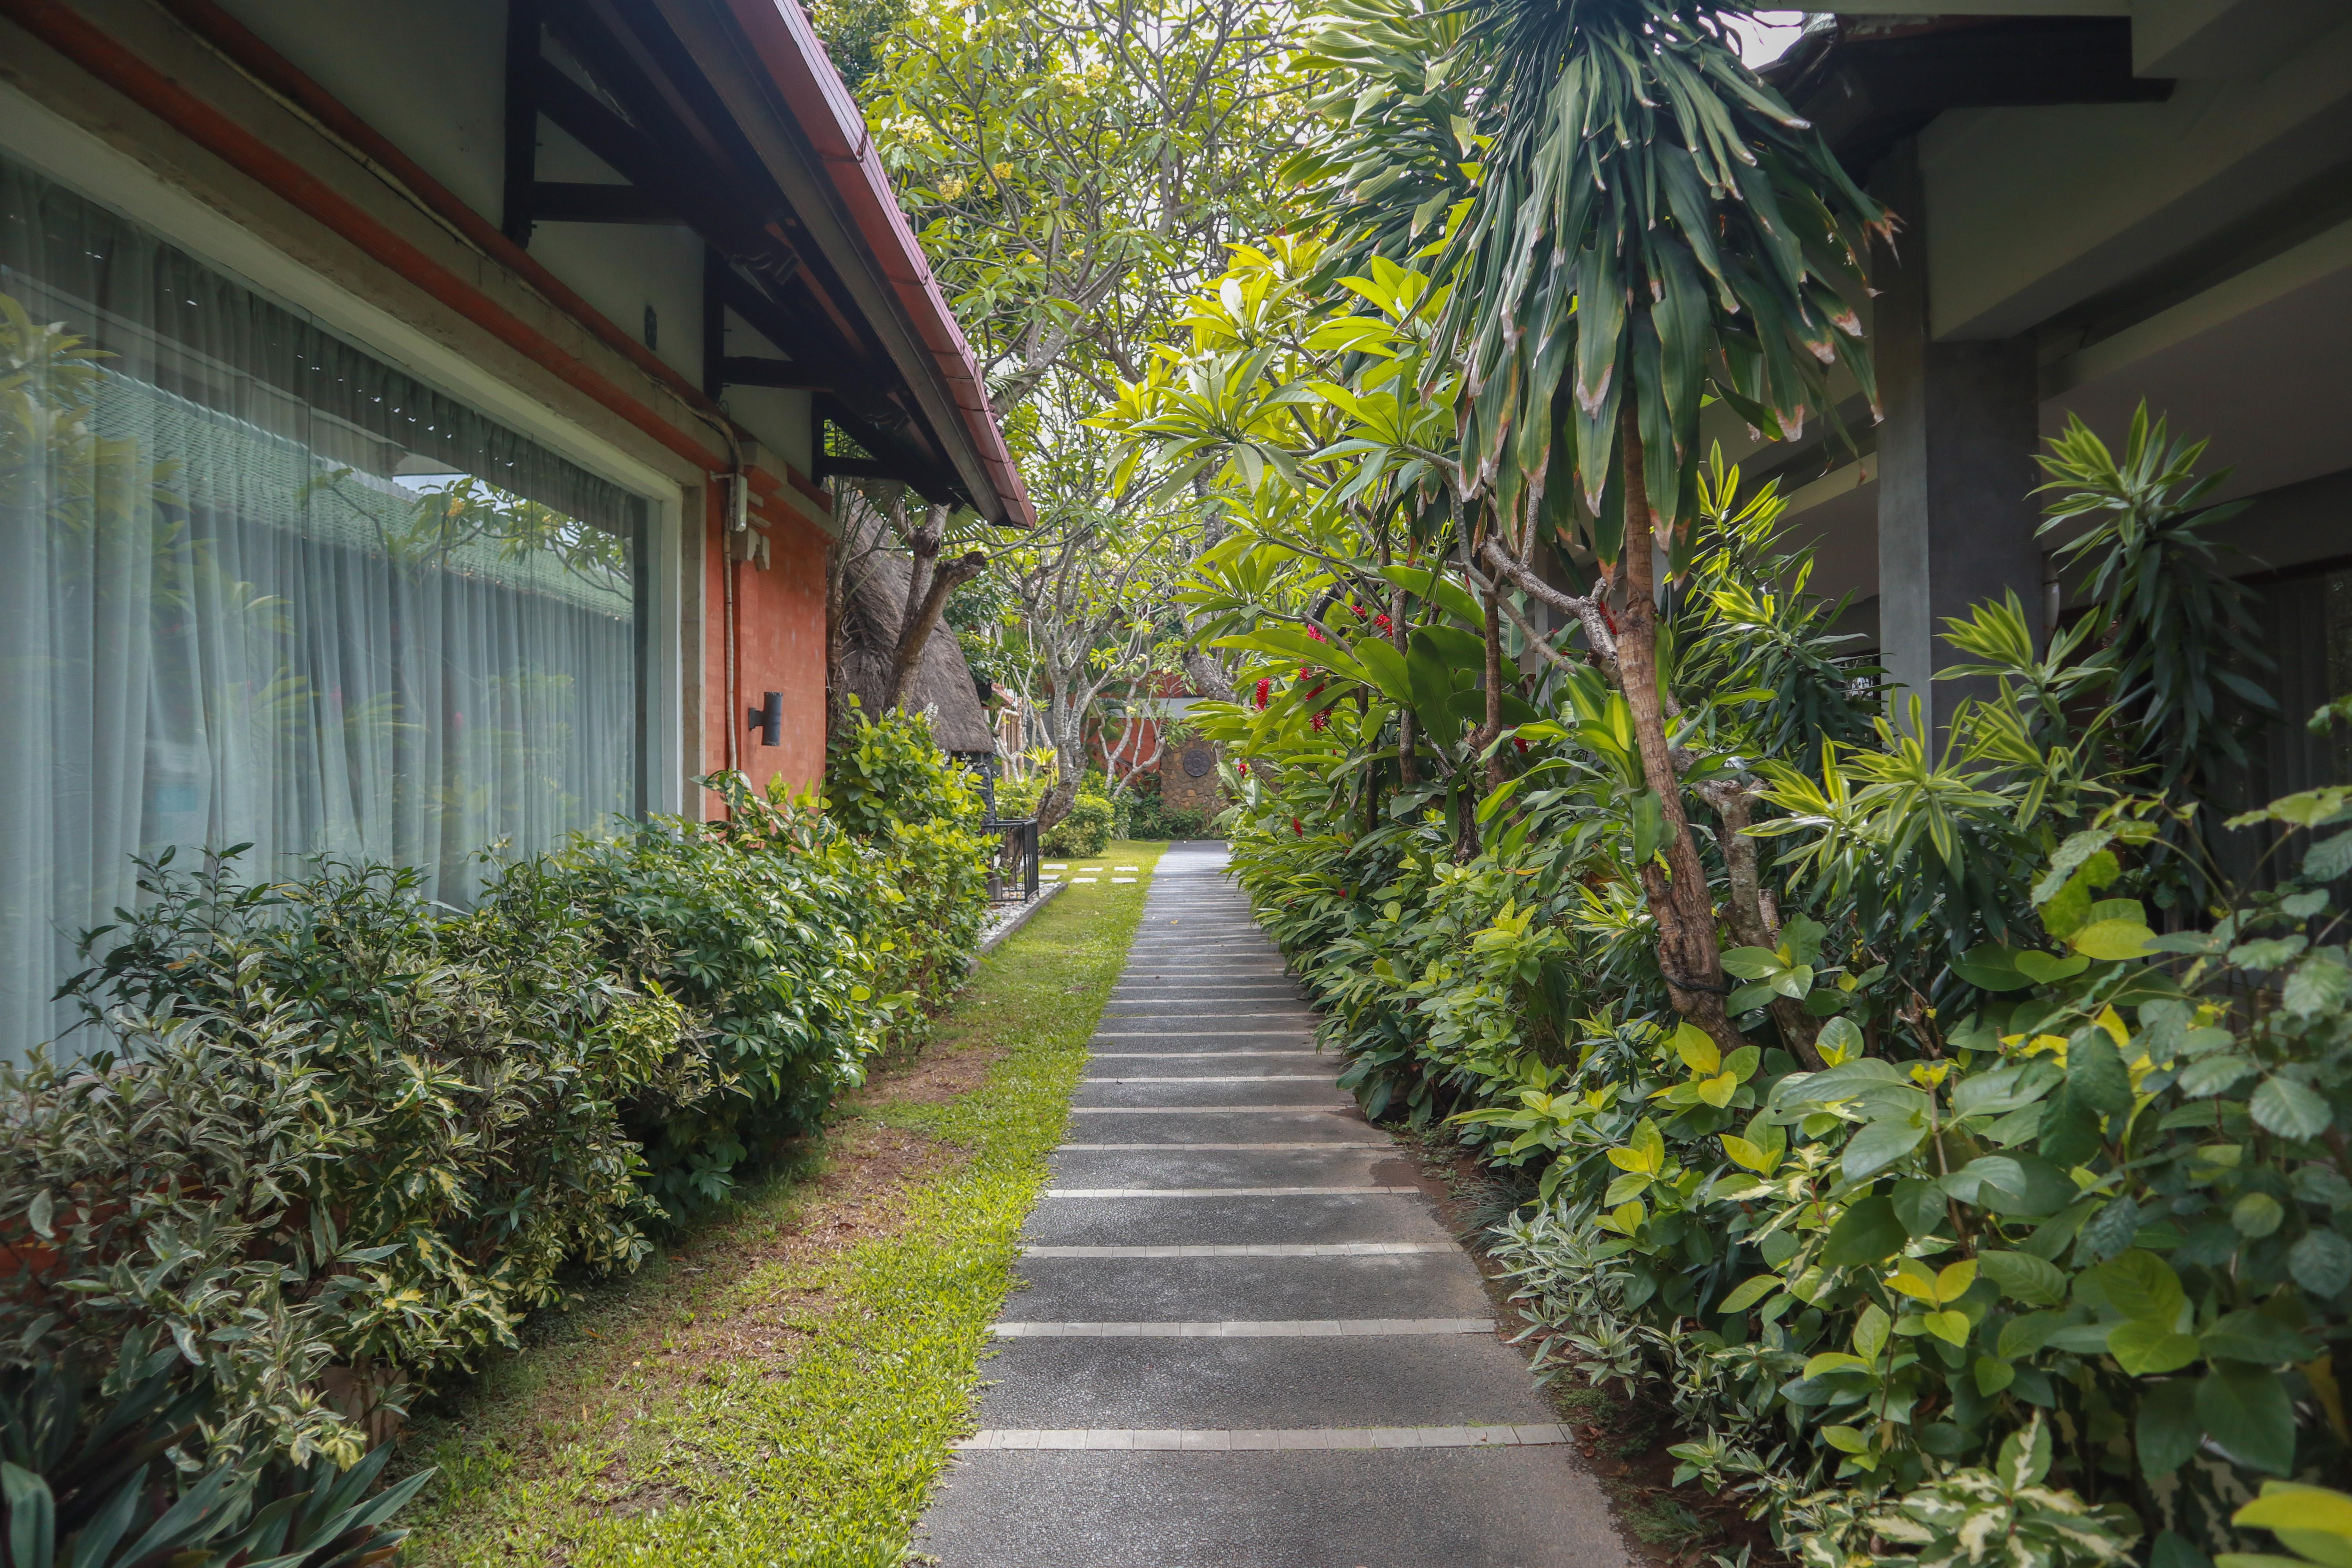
[1428, 0, 1891, 1059]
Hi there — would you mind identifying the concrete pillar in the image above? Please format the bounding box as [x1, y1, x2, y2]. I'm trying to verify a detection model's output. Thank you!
[1873, 140, 2044, 734]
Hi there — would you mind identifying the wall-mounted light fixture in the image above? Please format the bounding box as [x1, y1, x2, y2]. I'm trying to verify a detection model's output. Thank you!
[748, 690, 782, 748]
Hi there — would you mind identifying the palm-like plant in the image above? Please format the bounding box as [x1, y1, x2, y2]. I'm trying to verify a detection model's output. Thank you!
[1428, 0, 1891, 1050]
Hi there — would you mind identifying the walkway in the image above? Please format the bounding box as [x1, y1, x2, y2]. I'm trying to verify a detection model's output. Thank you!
[920, 843, 1632, 1567]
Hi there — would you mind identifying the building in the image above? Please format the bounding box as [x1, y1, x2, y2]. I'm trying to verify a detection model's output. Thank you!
[0, 0, 1028, 1054]
[1727, 0, 2350, 794]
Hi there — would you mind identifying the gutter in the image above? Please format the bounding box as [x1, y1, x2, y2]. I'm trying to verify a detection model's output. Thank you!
[720, 0, 1034, 529]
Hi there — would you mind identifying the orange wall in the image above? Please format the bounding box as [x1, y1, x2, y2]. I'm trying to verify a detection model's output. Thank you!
[700, 484, 831, 815]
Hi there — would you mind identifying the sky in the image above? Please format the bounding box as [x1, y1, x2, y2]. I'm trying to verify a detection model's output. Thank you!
[1730, 9, 1812, 66]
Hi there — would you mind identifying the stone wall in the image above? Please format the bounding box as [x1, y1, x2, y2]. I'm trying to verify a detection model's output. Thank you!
[1158, 738, 1225, 813]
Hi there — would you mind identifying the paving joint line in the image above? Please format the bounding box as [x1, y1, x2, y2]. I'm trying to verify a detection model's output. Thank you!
[1041, 1185, 1421, 1198]
[990, 1318, 1495, 1338]
[1021, 1242, 1452, 1257]
[954, 1424, 1570, 1451]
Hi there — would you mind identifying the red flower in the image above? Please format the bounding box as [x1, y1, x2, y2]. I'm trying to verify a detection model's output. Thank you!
[1311, 710, 1329, 731]
[1513, 736, 1529, 755]
[1292, 817, 1304, 837]
[1305, 623, 1327, 643]
[1372, 612, 1394, 635]
[1252, 677, 1271, 710]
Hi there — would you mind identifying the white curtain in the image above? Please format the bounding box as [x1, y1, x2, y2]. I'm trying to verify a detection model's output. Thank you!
[0, 152, 643, 1061]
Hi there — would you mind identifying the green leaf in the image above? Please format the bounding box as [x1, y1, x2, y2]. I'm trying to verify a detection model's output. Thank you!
[2110, 1320, 2204, 1375]
[2198, 1365, 2298, 1475]
[1853, 1303, 1891, 1361]
[2290, 1229, 2352, 1298]
[2284, 953, 2352, 1018]
[1379, 564, 1485, 632]
[2251, 1077, 2333, 1142]
[2015, 949, 2092, 984]
[1717, 1274, 1781, 1314]
[1891, 1178, 1946, 1238]
[1815, 1015, 1864, 1064]
[1672, 1021, 1720, 1075]
[2094, 1249, 2187, 1325]
[1352, 637, 1415, 707]
[2038, 1083, 2103, 1166]
[1922, 1309, 1972, 1347]
[1630, 789, 1668, 867]
[2138, 1378, 2203, 1479]
[2201, 1310, 2318, 1367]
[1953, 943, 2033, 991]
[2069, 1032, 2134, 1116]
[2303, 830, 2352, 882]
[1976, 1249, 2069, 1307]
[1822, 1196, 1909, 1269]
[1975, 1356, 2016, 1395]
[2035, 829, 2119, 904]
[1719, 946, 1781, 980]
[2234, 1192, 2286, 1238]
[1842, 1117, 1928, 1182]
[2071, 918, 2158, 961]
[2234, 1483, 2352, 1553]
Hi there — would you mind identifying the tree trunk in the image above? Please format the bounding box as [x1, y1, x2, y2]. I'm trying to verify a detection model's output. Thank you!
[1036, 684, 1087, 832]
[1699, 778, 1825, 1070]
[823, 523, 851, 737]
[1392, 584, 1419, 788]
[1616, 403, 1742, 1056]
[1481, 581, 1507, 795]
[883, 503, 986, 710]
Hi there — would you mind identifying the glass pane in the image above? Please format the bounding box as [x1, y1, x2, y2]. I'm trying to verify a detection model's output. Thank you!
[0, 150, 643, 1059]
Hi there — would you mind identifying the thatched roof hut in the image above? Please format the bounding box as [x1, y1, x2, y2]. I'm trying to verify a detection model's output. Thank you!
[840, 549, 996, 755]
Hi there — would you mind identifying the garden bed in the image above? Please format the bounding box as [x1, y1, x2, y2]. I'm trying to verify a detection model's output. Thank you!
[395, 844, 1165, 1566]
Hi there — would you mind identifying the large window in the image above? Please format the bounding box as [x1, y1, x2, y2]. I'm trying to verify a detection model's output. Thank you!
[0, 152, 646, 1057]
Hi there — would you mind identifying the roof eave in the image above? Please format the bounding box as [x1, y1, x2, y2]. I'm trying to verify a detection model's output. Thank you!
[714, 0, 1034, 528]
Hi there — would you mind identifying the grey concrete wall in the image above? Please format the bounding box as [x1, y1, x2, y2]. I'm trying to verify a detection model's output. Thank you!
[1874, 142, 2046, 733]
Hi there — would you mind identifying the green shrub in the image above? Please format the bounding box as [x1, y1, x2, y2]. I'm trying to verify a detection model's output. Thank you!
[1127, 793, 1212, 840]
[1040, 794, 1114, 857]
[1205, 420, 2345, 1565]
[0, 710, 993, 1550]
[0, 1347, 430, 1568]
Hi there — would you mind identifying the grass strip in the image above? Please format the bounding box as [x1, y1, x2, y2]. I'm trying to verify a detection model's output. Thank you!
[405, 839, 1169, 1566]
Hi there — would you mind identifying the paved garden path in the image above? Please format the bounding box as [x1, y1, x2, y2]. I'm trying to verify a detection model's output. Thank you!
[921, 842, 1633, 1567]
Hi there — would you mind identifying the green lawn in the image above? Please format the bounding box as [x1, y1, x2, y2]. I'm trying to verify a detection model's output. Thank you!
[400, 841, 1168, 1566]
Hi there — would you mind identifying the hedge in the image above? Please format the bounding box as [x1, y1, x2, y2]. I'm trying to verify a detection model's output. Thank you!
[0, 709, 989, 1566]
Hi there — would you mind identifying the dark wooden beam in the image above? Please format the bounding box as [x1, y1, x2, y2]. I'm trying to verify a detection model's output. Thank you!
[718, 356, 826, 390]
[501, 0, 540, 245]
[528, 181, 673, 223]
[813, 456, 899, 479]
[702, 244, 726, 400]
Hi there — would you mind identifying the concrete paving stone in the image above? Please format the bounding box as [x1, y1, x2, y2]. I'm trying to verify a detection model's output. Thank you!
[1098, 1004, 1319, 1020]
[919, 1448, 1633, 1568]
[970, 1333, 1560, 1430]
[1018, 1191, 1454, 1247]
[956, 1426, 1570, 1451]
[916, 841, 1630, 1568]
[1087, 1047, 1324, 1059]
[1053, 1109, 1381, 1145]
[1091, 1029, 1317, 1044]
[998, 1252, 1493, 1324]
[1046, 1145, 1394, 1188]
[992, 1318, 1493, 1339]
[1073, 1077, 1346, 1108]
